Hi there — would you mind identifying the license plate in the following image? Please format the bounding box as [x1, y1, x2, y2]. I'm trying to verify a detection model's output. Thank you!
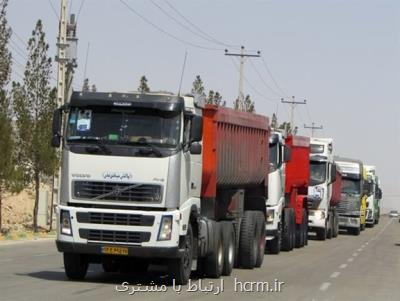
[101, 246, 129, 256]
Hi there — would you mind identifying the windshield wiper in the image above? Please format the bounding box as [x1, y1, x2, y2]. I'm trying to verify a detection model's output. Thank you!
[118, 138, 163, 157]
[67, 136, 112, 155]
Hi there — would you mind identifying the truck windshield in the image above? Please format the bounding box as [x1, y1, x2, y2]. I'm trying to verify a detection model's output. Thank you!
[310, 161, 327, 186]
[342, 178, 361, 194]
[66, 107, 181, 147]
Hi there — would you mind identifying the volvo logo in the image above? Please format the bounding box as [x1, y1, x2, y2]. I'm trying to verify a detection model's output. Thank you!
[103, 171, 132, 181]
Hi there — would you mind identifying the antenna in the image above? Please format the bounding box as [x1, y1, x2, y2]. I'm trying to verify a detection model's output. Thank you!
[83, 42, 90, 82]
[178, 51, 188, 96]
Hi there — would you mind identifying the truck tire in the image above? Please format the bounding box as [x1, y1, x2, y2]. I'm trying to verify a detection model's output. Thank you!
[239, 211, 258, 268]
[327, 212, 333, 239]
[204, 221, 224, 278]
[316, 226, 327, 241]
[281, 208, 292, 251]
[266, 223, 281, 254]
[375, 217, 379, 225]
[254, 211, 266, 268]
[168, 224, 193, 285]
[349, 227, 360, 236]
[302, 209, 308, 247]
[63, 253, 88, 280]
[290, 209, 296, 250]
[360, 223, 366, 231]
[102, 257, 119, 273]
[221, 221, 235, 276]
[332, 211, 339, 238]
[295, 221, 303, 248]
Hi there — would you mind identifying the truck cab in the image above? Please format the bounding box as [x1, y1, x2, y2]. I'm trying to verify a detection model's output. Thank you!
[308, 138, 338, 240]
[334, 157, 365, 235]
[364, 165, 377, 227]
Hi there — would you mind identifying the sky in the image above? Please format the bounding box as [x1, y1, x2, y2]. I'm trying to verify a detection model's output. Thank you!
[7, 0, 400, 212]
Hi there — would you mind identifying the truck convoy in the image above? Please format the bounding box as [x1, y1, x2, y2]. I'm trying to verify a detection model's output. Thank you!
[334, 157, 366, 235]
[52, 91, 270, 284]
[265, 133, 310, 253]
[308, 138, 342, 240]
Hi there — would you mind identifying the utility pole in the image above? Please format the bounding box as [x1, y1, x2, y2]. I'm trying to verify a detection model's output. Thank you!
[52, 0, 78, 229]
[281, 96, 306, 128]
[225, 46, 260, 110]
[304, 122, 323, 137]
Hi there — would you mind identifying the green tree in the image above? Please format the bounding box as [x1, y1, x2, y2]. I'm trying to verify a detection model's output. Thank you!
[278, 121, 298, 135]
[82, 78, 89, 92]
[244, 94, 255, 113]
[138, 75, 150, 93]
[91, 84, 97, 92]
[271, 113, 278, 129]
[12, 20, 58, 232]
[206, 90, 225, 106]
[191, 75, 205, 96]
[0, 0, 23, 232]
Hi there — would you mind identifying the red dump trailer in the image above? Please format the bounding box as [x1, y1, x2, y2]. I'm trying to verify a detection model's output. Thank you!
[199, 104, 270, 272]
[330, 166, 342, 206]
[282, 135, 310, 250]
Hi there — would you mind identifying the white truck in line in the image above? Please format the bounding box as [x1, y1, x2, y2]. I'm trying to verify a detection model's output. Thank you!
[308, 138, 339, 240]
[364, 165, 379, 227]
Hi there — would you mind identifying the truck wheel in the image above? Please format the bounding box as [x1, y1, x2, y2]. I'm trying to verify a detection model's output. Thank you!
[360, 223, 366, 231]
[102, 257, 119, 273]
[221, 221, 235, 276]
[205, 222, 224, 278]
[316, 227, 326, 241]
[332, 211, 339, 238]
[254, 211, 266, 268]
[290, 209, 296, 250]
[302, 209, 308, 247]
[295, 222, 303, 248]
[281, 208, 292, 251]
[375, 218, 379, 225]
[63, 253, 88, 280]
[327, 213, 333, 239]
[239, 211, 258, 268]
[349, 227, 360, 236]
[266, 223, 281, 254]
[168, 224, 193, 285]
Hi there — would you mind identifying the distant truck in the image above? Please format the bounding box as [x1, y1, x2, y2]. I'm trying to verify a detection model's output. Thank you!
[364, 165, 378, 227]
[334, 157, 366, 235]
[308, 138, 341, 240]
[265, 133, 310, 253]
[52, 92, 270, 284]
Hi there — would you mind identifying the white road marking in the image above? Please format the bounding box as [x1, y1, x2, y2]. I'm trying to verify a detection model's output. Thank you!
[357, 248, 363, 252]
[353, 252, 358, 257]
[34, 253, 49, 257]
[347, 257, 354, 262]
[0, 259, 12, 263]
[330, 271, 340, 278]
[339, 264, 347, 269]
[319, 282, 331, 291]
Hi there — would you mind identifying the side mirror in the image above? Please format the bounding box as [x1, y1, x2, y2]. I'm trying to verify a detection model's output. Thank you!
[190, 142, 202, 155]
[330, 164, 337, 183]
[190, 116, 203, 143]
[51, 108, 62, 148]
[283, 145, 291, 162]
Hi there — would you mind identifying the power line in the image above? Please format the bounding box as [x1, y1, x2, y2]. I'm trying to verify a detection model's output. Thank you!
[260, 56, 289, 97]
[281, 96, 307, 127]
[48, 0, 60, 20]
[11, 30, 27, 47]
[163, 0, 240, 49]
[119, 0, 222, 51]
[249, 58, 284, 97]
[76, 0, 86, 22]
[304, 122, 323, 137]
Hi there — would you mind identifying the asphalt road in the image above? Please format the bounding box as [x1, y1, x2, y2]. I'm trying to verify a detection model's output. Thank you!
[1, 216, 399, 301]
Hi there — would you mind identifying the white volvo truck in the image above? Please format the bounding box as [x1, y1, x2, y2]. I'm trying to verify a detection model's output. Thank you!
[51, 91, 269, 284]
[308, 138, 338, 240]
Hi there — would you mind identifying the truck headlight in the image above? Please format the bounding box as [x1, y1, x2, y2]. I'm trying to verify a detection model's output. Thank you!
[60, 210, 72, 236]
[315, 210, 325, 220]
[158, 216, 173, 241]
[266, 209, 275, 224]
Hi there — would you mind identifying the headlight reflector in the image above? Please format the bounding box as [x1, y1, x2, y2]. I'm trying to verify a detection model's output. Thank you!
[158, 215, 173, 241]
[60, 210, 72, 236]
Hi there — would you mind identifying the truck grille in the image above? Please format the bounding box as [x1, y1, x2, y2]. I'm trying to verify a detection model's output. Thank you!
[79, 229, 150, 244]
[337, 198, 359, 214]
[76, 212, 154, 226]
[73, 181, 162, 203]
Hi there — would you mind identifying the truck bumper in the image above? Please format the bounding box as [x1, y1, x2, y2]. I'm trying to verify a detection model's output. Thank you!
[56, 205, 188, 256]
[265, 204, 282, 240]
[56, 240, 183, 258]
[366, 209, 374, 224]
[308, 209, 326, 229]
[339, 215, 360, 229]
